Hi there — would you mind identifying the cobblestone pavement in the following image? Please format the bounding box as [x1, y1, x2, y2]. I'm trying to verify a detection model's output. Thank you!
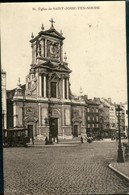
[3, 142, 129, 195]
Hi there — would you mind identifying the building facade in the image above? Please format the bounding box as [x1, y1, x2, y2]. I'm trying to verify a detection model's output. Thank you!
[84, 97, 100, 139]
[7, 20, 86, 140]
[1, 70, 7, 129]
[123, 103, 128, 137]
[104, 98, 116, 138]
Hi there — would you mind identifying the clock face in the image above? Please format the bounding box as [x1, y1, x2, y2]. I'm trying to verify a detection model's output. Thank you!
[29, 78, 37, 92]
[30, 81, 36, 92]
[47, 41, 60, 59]
[50, 45, 56, 54]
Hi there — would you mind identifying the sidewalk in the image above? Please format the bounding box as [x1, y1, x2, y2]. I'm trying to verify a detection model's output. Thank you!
[27, 139, 80, 147]
[28, 138, 122, 147]
[109, 161, 129, 182]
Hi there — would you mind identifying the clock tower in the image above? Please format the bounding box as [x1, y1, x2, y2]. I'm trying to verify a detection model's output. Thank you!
[30, 18, 64, 65]
[25, 18, 71, 100]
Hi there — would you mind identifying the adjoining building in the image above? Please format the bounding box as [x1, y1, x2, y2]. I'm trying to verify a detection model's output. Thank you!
[1, 69, 7, 129]
[114, 102, 127, 138]
[83, 96, 100, 139]
[102, 98, 116, 138]
[7, 20, 86, 141]
[123, 103, 128, 138]
[84, 97, 117, 139]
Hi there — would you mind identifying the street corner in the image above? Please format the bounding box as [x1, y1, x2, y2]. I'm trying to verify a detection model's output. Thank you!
[108, 161, 129, 182]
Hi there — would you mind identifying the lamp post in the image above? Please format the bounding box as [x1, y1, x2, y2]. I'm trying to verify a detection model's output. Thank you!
[116, 105, 124, 163]
[126, 110, 129, 144]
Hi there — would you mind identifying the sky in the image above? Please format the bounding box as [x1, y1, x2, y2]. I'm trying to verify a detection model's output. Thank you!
[1, 1, 127, 104]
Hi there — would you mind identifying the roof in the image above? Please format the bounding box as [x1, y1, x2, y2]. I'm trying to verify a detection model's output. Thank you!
[7, 84, 26, 99]
[84, 98, 100, 106]
[30, 26, 65, 43]
[34, 60, 72, 73]
[3, 128, 28, 131]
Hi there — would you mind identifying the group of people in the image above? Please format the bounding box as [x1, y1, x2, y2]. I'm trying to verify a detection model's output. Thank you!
[80, 136, 93, 143]
[45, 135, 93, 145]
[45, 136, 58, 145]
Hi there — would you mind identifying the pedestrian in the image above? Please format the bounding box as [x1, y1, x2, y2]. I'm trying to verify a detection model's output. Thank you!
[45, 136, 48, 145]
[116, 135, 118, 142]
[80, 136, 83, 143]
[32, 136, 34, 145]
[57, 136, 58, 144]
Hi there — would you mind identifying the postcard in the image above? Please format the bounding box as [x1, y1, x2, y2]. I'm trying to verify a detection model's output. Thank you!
[1, 2, 129, 195]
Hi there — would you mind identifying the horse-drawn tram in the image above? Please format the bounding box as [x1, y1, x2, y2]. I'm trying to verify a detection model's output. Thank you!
[3, 128, 30, 147]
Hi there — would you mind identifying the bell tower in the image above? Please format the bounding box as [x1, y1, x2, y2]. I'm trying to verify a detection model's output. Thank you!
[30, 18, 65, 65]
[26, 19, 72, 100]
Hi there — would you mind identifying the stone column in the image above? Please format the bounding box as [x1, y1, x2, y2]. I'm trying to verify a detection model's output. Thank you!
[66, 79, 69, 99]
[45, 39, 47, 58]
[13, 102, 17, 127]
[36, 72, 39, 97]
[31, 43, 34, 64]
[39, 75, 42, 97]
[44, 75, 46, 98]
[40, 39, 44, 57]
[60, 42, 63, 61]
[32, 44, 36, 64]
[62, 79, 65, 99]
[38, 102, 41, 127]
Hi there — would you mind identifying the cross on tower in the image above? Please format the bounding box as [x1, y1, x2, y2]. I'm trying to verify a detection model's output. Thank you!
[18, 77, 21, 84]
[49, 18, 55, 29]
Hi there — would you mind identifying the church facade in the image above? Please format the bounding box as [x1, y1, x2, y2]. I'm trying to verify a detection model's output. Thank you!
[7, 19, 86, 140]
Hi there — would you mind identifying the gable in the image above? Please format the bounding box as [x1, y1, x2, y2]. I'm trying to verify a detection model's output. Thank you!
[42, 28, 65, 40]
[50, 72, 61, 80]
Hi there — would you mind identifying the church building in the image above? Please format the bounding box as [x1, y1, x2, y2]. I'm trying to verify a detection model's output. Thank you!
[7, 19, 86, 140]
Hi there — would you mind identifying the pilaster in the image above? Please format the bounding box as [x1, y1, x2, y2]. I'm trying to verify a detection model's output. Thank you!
[13, 102, 17, 127]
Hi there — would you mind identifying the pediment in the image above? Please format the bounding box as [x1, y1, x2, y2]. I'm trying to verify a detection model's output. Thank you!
[48, 31, 60, 37]
[44, 28, 65, 40]
[50, 72, 61, 80]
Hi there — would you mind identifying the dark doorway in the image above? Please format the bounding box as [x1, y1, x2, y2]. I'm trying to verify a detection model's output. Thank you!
[49, 118, 58, 138]
[28, 125, 33, 139]
[73, 125, 78, 137]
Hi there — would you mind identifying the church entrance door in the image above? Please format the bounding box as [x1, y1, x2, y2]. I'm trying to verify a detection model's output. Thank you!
[49, 118, 58, 138]
[73, 125, 78, 137]
[28, 125, 34, 143]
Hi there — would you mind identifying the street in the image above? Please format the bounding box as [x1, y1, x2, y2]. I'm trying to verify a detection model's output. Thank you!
[3, 141, 129, 195]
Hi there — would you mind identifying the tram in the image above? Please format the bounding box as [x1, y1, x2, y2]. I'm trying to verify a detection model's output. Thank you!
[3, 128, 30, 147]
